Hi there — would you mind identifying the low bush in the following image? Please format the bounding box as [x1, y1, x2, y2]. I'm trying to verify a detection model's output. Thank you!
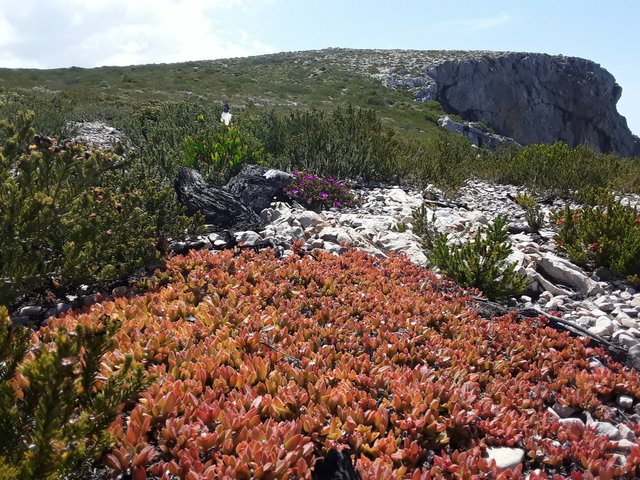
[0, 306, 146, 480]
[182, 124, 265, 185]
[0, 110, 202, 305]
[284, 171, 358, 211]
[245, 105, 404, 182]
[552, 189, 640, 284]
[412, 135, 475, 197]
[474, 142, 640, 195]
[515, 192, 545, 233]
[24, 248, 640, 478]
[422, 216, 527, 300]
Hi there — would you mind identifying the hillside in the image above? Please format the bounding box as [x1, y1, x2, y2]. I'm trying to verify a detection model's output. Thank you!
[1, 48, 638, 156]
[3, 49, 640, 479]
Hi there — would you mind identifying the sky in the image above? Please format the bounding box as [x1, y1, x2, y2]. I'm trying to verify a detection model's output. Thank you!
[1, 0, 639, 134]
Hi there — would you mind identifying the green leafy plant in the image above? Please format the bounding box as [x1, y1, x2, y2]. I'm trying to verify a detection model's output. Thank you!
[182, 124, 265, 185]
[552, 188, 640, 284]
[284, 171, 358, 211]
[0, 307, 146, 480]
[424, 216, 527, 300]
[515, 192, 545, 233]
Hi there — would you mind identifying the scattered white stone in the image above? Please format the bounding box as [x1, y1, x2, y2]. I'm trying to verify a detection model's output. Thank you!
[485, 447, 524, 471]
[234, 230, 262, 245]
[551, 403, 576, 418]
[592, 422, 621, 439]
[617, 395, 634, 410]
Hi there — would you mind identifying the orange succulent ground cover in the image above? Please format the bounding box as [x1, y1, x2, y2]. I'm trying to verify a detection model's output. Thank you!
[43, 245, 640, 479]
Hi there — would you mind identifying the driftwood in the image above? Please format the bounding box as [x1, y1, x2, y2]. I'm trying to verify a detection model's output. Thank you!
[312, 449, 361, 480]
[174, 167, 263, 232]
[472, 296, 640, 370]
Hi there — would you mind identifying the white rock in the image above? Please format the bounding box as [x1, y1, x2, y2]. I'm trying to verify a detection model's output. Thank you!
[618, 423, 637, 441]
[317, 227, 353, 245]
[538, 254, 605, 297]
[485, 447, 524, 471]
[617, 395, 634, 410]
[296, 210, 322, 229]
[618, 334, 639, 349]
[615, 313, 638, 329]
[551, 403, 575, 418]
[559, 418, 585, 432]
[235, 230, 262, 245]
[588, 317, 615, 336]
[592, 422, 621, 439]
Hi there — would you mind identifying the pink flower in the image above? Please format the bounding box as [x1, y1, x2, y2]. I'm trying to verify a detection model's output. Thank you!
[292, 170, 300, 175]
[320, 193, 329, 199]
[306, 175, 315, 180]
[334, 201, 342, 207]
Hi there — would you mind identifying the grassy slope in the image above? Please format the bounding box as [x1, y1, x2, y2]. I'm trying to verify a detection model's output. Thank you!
[0, 48, 494, 137]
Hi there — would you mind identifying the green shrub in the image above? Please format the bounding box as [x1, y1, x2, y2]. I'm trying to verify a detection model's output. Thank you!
[0, 111, 202, 305]
[413, 135, 474, 198]
[474, 142, 638, 195]
[0, 307, 146, 480]
[551, 189, 640, 284]
[284, 171, 358, 211]
[421, 216, 527, 300]
[182, 124, 265, 185]
[515, 192, 545, 233]
[246, 105, 403, 182]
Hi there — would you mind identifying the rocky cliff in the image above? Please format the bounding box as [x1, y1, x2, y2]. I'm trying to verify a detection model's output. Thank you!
[374, 51, 639, 157]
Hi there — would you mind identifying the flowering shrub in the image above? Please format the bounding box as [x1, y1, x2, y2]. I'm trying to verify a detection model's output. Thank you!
[551, 189, 640, 284]
[284, 171, 358, 211]
[29, 247, 640, 478]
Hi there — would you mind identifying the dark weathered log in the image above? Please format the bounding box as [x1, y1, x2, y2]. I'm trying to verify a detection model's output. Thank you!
[225, 164, 293, 214]
[312, 449, 361, 480]
[174, 167, 263, 232]
[472, 296, 640, 370]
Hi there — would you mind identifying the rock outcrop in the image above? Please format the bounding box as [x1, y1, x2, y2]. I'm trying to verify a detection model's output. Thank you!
[437, 115, 520, 150]
[398, 52, 640, 157]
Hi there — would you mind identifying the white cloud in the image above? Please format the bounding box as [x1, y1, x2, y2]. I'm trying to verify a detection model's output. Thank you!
[0, 0, 276, 68]
[431, 13, 511, 33]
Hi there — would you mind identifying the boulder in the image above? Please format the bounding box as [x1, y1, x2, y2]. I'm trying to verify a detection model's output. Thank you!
[225, 164, 293, 214]
[399, 53, 640, 157]
[537, 254, 604, 297]
[438, 115, 520, 151]
[174, 167, 263, 232]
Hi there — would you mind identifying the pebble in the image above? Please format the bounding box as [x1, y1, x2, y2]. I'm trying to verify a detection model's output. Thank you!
[485, 447, 525, 471]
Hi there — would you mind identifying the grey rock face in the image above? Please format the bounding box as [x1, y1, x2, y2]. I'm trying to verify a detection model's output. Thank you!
[401, 53, 639, 157]
[438, 116, 519, 151]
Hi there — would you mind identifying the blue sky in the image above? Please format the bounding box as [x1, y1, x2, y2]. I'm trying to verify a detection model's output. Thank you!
[1, 0, 638, 134]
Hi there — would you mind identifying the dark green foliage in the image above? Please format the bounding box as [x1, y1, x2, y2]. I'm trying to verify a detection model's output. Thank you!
[474, 142, 640, 195]
[515, 192, 545, 233]
[552, 189, 640, 284]
[0, 111, 202, 305]
[411, 135, 474, 197]
[0, 307, 147, 480]
[182, 124, 265, 185]
[284, 171, 358, 211]
[246, 105, 403, 182]
[422, 216, 527, 300]
[116, 101, 224, 183]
